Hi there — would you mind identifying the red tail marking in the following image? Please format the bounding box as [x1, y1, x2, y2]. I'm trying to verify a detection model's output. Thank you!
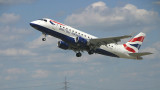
[129, 36, 144, 42]
[123, 44, 136, 53]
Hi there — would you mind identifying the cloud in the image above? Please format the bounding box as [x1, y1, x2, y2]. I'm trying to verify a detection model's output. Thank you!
[68, 53, 103, 63]
[0, 64, 3, 67]
[65, 1, 159, 30]
[0, 25, 36, 56]
[123, 72, 138, 78]
[32, 70, 50, 78]
[0, 13, 20, 24]
[3, 68, 26, 80]
[58, 70, 77, 77]
[0, 26, 32, 41]
[99, 78, 109, 83]
[5, 76, 17, 80]
[28, 35, 58, 49]
[6, 68, 26, 74]
[153, 41, 160, 49]
[57, 69, 86, 77]
[153, 1, 160, 5]
[0, 0, 36, 5]
[0, 48, 37, 56]
[141, 41, 160, 59]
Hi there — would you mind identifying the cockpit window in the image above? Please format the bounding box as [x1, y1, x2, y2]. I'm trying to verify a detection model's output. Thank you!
[38, 19, 47, 22]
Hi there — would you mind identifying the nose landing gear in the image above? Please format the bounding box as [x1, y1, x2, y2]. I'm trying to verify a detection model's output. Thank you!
[42, 33, 46, 41]
[42, 38, 46, 41]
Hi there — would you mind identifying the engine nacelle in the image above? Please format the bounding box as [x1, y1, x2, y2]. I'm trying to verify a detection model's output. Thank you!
[75, 37, 88, 45]
[57, 41, 69, 50]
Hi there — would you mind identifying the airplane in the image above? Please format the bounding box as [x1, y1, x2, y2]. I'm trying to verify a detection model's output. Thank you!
[30, 18, 152, 60]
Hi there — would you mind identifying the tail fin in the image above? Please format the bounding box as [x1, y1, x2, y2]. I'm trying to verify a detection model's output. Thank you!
[123, 32, 145, 53]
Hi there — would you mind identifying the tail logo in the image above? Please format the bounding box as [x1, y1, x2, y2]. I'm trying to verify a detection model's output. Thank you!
[123, 44, 136, 53]
[129, 36, 144, 42]
[123, 35, 145, 53]
[130, 44, 141, 50]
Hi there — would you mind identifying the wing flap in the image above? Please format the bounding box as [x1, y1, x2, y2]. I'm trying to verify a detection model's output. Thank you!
[89, 35, 132, 46]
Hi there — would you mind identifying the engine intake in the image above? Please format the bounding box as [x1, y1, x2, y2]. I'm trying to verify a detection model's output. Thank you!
[57, 41, 69, 50]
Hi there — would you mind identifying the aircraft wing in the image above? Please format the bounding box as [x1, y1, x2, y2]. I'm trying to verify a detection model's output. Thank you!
[89, 35, 132, 46]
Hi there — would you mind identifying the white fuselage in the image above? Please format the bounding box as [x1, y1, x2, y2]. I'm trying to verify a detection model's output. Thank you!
[30, 18, 137, 59]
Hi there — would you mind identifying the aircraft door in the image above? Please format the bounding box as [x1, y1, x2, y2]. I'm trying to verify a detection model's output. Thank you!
[49, 20, 57, 30]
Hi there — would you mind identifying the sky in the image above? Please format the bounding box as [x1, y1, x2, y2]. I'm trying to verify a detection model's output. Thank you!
[0, 0, 160, 90]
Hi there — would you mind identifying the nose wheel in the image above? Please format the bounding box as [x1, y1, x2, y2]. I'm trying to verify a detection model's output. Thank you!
[76, 52, 82, 57]
[42, 38, 46, 41]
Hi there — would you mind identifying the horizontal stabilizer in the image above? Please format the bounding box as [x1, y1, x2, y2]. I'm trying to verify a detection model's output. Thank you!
[129, 52, 153, 57]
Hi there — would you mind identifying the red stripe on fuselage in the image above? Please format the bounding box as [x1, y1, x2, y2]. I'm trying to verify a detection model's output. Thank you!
[123, 44, 136, 53]
[50, 20, 65, 26]
[129, 36, 144, 42]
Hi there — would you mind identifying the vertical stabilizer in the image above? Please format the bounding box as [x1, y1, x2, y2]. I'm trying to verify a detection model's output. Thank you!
[123, 32, 145, 53]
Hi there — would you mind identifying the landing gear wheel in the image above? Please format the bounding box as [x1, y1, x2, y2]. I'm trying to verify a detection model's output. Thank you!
[42, 33, 47, 41]
[42, 38, 46, 41]
[76, 52, 82, 57]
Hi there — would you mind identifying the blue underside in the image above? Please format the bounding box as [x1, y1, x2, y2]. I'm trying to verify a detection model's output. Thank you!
[95, 49, 119, 58]
[30, 23, 75, 44]
[30, 23, 119, 58]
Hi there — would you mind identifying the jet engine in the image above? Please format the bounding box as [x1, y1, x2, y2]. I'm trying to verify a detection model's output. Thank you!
[57, 41, 69, 50]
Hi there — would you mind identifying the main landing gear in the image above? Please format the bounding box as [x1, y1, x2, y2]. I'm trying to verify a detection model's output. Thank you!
[42, 33, 46, 41]
[76, 52, 82, 57]
[88, 50, 94, 55]
[75, 50, 94, 57]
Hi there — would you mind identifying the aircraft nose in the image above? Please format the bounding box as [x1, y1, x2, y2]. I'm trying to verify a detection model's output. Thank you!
[30, 20, 39, 29]
[30, 21, 35, 27]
